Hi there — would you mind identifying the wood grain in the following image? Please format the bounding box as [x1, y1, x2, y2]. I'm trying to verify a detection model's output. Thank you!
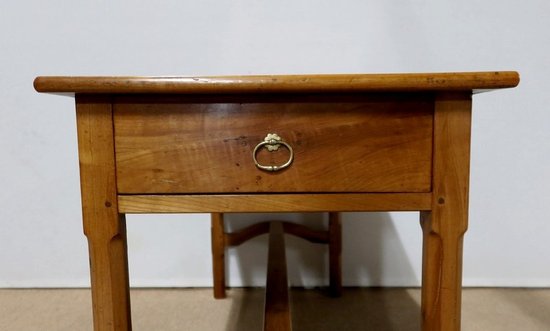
[75, 95, 131, 331]
[264, 222, 292, 331]
[118, 193, 432, 213]
[211, 213, 226, 299]
[34, 71, 519, 95]
[113, 95, 433, 194]
[420, 93, 472, 331]
[35, 71, 519, 331]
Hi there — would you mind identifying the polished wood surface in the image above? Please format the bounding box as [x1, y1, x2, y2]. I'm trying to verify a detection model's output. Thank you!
[264, 222, 292, 331]
[420, 93, 472, 331]
[34, 71, 519, 331]
[34, 71, 519, 94]
[210, 213, 226, 299]
[114, 96, 433, 193]
[117, 193, 432, 213]
[75, 95, 131, 331]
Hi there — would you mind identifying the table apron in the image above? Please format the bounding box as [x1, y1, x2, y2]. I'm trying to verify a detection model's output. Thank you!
[117, 193, 432, 213]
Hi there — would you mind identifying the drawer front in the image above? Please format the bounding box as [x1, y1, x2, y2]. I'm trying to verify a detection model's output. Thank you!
[114, 95, 433, 193]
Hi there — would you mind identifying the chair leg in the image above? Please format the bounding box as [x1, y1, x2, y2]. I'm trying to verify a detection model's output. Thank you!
[211, 213, 226, 299]
[328, 212, 342, 297]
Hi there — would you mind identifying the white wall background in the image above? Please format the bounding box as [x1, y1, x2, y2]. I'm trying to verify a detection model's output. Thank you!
[1, 0, 548, 288]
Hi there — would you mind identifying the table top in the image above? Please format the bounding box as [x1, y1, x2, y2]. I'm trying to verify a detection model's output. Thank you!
[34, 71, 519, 95]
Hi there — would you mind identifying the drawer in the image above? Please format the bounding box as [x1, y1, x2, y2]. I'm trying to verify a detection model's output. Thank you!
[113, 95, 433, 194]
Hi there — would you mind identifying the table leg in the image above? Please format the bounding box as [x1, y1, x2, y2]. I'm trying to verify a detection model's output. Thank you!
[420, 93, 472, 331]
[86, 214, 132, 331]
[328, 212, 342, 297]
[76, 95, 132, 330]
[420, 211, 466, 331]
[211, 213, 226, 298]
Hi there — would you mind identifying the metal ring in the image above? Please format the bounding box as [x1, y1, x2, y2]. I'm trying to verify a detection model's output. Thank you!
[253, 134, 294, 172]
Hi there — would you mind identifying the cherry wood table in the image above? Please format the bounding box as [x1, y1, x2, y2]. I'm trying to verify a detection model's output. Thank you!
[34, 72, 519, 331]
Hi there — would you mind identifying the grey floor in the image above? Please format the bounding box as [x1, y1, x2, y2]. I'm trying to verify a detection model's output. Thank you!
[1, 288, 549, 330]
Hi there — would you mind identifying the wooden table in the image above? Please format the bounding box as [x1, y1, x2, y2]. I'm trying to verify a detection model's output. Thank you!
[34, 72, 519, 331]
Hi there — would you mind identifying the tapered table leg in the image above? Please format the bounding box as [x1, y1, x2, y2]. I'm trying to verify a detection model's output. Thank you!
[420, 211, 466, 331]
[86, 215, 132, 331]
[420, 93, 472, 331]
[77, 95, 132, 331]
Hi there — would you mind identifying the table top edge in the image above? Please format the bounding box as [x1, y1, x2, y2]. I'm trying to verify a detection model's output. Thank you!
[34, 71, 520, 95]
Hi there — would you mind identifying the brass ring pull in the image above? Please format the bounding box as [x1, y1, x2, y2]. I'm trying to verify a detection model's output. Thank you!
[253, 133, 294, 172]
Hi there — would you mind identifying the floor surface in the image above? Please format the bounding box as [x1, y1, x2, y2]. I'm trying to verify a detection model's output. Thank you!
[1, 288, 549, 330]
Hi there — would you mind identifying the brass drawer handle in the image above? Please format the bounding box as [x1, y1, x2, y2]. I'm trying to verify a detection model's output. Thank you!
[253, 133, 294, 172]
